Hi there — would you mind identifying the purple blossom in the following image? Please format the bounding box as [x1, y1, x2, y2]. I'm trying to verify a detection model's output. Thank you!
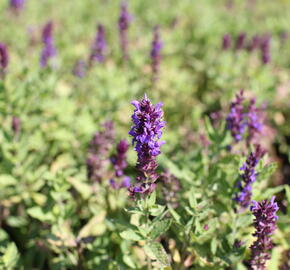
[118, 1, 131, 61]
[89, 24, 106, 65]
[247, 98, 264, 145]
[73, 60, 86, 78]
[260, 34, 271, 64]
[234, 144, 266, 209]
[0, 43, 9, 75]
[12, 116, 21, 136]
[128, 94, 165, 196]
[150, 26, 163, 81]
[250, 197, 279, 270]
[10, 0, 25, 11]
[109, 176, 131, 190]
[86, 121, 115, 183]
[111, 139, 129, 177]
[247, 35, 261, 52]
[226, 90, 246, 142]
[222, 34, 231, 50]
[40, 21, 57, 68]
[235, 33, 247, 50]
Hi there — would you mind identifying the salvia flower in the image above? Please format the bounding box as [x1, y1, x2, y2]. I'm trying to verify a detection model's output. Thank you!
[160, 170, 181, 208]
[10, 0, 25, 11]
[40, 21, 57, 68]
[12, 116, 21, 136]
[73, 60, 86, 78]
[226, 90, 246, 142]
[128, 94, 165, 196]
[222, 34, 231, 50]
[234, 144, 266, 209]
[247, 35, 261, 52]
[235, 32, 247, 50]
[0, 43, 9, 76]
[250, 197, 279, 270]
[118, 1, 131, 61]
[260, 34, 271, 65]
[111, 139, 129, 177]
[89, 24, 106, 65]
[247, 98, 264, 145]
[87, 121, 115, 183]
[150, 26, 163, 81]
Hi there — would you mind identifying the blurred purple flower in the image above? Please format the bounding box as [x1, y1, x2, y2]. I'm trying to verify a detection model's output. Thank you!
[111, 139, 129, 177]
[222, 34, 231, 50]
[87, 121, 115, 183]
[12, 116, 21, 136]
[40, 21, 57, 68]
[73, 60, 86, 78]
[260, 34, 271, 64]
[250, 197, 279, 270]
[10, 0, 25, 11]
[226, 90, 246, 142]
[235, 33, 247, 50]
[234, 144, 266, 209]
[0, 43, 9, 74]
[128, 94, 165, 196]
[247, 35, 261, 52]
[150, 26, 163, 81]
[118, 1, 131, 61]
[89, 24, 106, 65]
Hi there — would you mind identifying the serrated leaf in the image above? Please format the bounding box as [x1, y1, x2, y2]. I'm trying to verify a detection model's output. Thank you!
[144, 242, 170, 267]
[120, 230, 143, 241]
[149, 219, 172, 239]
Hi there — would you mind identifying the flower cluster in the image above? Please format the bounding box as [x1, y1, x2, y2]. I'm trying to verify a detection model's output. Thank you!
[234, 144, 266, 209]
[226, 91, 264, 144]
[89, 24, 106, 65]
[0, 43, 9, 76]
[159, 170, 181, 208]
[150, 26, 163, 81]
[250, 197, 279, 270]
[10, 0, 25, 11]
[40, 21, 57, 68]
[118, 1, 131, 61]
[128, 94, 165, 196]
[222, 34, 231, 50]
[226, 90, 246, 142]
[86, 121, 115, 183]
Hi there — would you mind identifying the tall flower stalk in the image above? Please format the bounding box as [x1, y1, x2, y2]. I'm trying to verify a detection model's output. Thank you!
[128, 94, 165, 196]
[0, 43, 9, 77]
[89, 24, 106, 66]
[10, 0, 25, 12]
[234, 144, 266, 209]
[150, 26, 163, 81]
[118, 1, 131, 61]
[250, 197, 279, 270]
[40, 21, 57, 68]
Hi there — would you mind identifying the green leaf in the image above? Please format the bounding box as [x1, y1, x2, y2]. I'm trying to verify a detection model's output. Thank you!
[210, 238, 218, 255]
[120, 230, 143, 241]
[149, 205, 165, 217]
[168, 204, 183, 225]
[147, 191, 156, 208]
[149, 219, 172, 239]
[268, 247, 282, 270]
[78, 212, 106, 239]
[0, 175, 17, 187]
[3, 243, 19, 269]
[27, 206, 53, 222]
[144, 242, 170, 267]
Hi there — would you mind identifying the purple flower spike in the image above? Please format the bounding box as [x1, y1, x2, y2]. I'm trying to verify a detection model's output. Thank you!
[73, 60, 86, 78]
[10, 0, 25, 11]
[89, 24, 106, 65]
[150, 26, 163, 81]
[260, 34, 271, 65]
[235, 33, 247, 50]
[222, 34, 231, 50]
[0, 43, 9, 75]
[40, 21, 57, 68]
[247, 98, 264, 145]
[234, 144, 266, 209]
[247, 35, 261, 52]
[12, 116, 21, 136]
[128, 94, 165, 196]
[226, 90, 246, 142]
[118, 1, 131, 61]
[250, 197, 279, 270]
[111, 139, 129, 177]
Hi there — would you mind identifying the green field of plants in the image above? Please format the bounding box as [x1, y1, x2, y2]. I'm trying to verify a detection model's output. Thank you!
[0, 0, 290, 269]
